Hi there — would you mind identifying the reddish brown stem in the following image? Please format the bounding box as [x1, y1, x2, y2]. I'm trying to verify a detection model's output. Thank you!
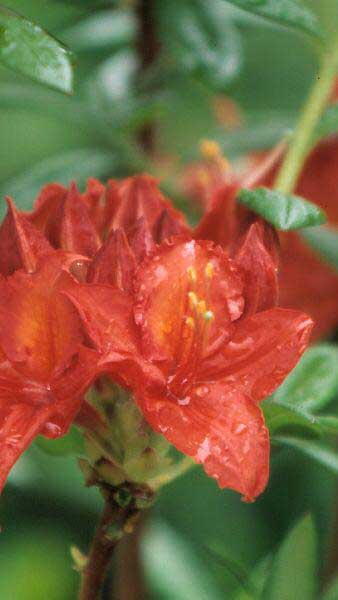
[79, 500, 135, 600]
[114, 513, 148, 600]
[136, 0, 160, 153]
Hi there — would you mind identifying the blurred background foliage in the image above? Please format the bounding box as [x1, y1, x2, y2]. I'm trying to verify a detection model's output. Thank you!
[1, 0, 338, 598]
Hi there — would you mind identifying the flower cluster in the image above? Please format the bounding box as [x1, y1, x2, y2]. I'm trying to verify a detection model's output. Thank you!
[0, 175, 312, 501]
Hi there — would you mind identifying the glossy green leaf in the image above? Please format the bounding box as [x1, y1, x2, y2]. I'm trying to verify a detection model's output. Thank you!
[263, 515, 317, 600]
[156, 0, 242, 89]
[222, 0, 322, 37]
[35, 426, 84, 456]
[0, 6, 74, 94]
[63, 9, 135, 52]
[301, 226, 338, 272]
[237, 187, 326, 230]
[274, 345, 338, 411]
[0, 148, 115, 214]
[141, 520, 223, 600]
[275, 436, 338, 474]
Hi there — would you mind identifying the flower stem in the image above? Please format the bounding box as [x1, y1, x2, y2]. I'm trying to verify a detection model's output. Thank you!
[78, 499, 137, 600]
[275, 36, 338, 194]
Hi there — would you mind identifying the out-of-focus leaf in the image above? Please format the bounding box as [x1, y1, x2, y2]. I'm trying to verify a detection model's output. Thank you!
[275, 436, 338, 474]
[274, 345, 338, 411]
[301, 226, 338, 273]
[63, 9, 135, 52]
[238, 187, 326, 230]
[0, 82, 88, 122]
[323, 575, 338, 600]
[0, 148, 115, 213]
[314, 103, 338, 143]
[234, 556, 272, 600]
[262, 515, 317, 600]
[141, 520, 223, 600]
[205, 543, 256, 598]
[156, 0, 242, 89]
[215, 112, 295, 158]
[263, 401, 321, 438]
[0, 6, 74, 94]
[222, 0, 322, 37]
[90, 48, 137, 106]
[35, 426, 84, 456]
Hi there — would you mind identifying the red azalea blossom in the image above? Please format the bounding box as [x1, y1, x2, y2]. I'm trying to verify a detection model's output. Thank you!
[0, 174, 313, 500]
[183, 137, 338, 340]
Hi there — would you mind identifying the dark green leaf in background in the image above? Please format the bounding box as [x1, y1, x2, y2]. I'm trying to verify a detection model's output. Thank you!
[238, 187, 326, 230]
[301, 226, 338, 273]
[223, 0, 322, 38]
[35, 426, 84, 457]
[262, 514, 317, 600]
[314, 102, 338, 143]
[0, 6, 74, 93]
[156, 0, 242, 90]
[274, 344, 338, 412]
[275, 436, 338, 475]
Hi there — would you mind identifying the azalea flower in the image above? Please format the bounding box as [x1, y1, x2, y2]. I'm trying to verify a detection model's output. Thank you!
[183, 137, 338, 340]
[0, 176, 313, 500]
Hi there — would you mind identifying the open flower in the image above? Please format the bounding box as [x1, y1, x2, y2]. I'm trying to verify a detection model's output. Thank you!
[64, 222, 312, 501]
[183, 138, 338, 340]
[0, 175, 313, 500]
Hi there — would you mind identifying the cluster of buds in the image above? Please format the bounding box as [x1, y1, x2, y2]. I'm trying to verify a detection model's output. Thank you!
[0, 171, 313, 502]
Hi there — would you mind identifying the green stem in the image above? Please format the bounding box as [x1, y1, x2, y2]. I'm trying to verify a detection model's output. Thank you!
[275, 36, 338, 194]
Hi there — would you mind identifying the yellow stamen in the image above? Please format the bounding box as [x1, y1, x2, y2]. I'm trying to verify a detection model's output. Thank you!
[200, 139, 221, 160]
[185, 316, 195, 328]
[197, 300, 207, 314]
[187, 266, 197, 283]
[188, 291, 198, 308]
[205, 262, 214, 279]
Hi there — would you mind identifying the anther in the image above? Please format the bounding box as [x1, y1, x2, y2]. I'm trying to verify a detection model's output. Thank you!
[187, 266, 197, 283]
[188, 291, 198, 308]
[205, 262, 214, 279]
[185, 317, 195, 328]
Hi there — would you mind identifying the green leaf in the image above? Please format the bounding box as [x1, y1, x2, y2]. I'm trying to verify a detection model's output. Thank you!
[141, 520, 224, 600]
[0, 6, 74, 94]
[263, 400, 321, 438]
[63, 9, 135, 52]
[223, 0, 322, 38]
[156, 0, 242, 89]
[237, 187, 326, 230]
[314, 102, 338, 142]
[0, 148, 115, 214]
[323, 575, 338, 600]
[35, 426, 84, 456]
[274, 345, 338, 412]
[262, 515, 317, 600]
[234, 556, 272, 600]
[301, 226, 338, 273]
[275, 436, 338, 475]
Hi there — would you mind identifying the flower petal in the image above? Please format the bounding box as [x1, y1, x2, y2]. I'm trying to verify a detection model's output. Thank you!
[138, 383, 269, 501]
[0, 257, 83, 382]
[29, 182, 101, 257]
[108, 175, 188, 242]
[202, 308, 313, 402]
[87, 228, 136, 292]
[0, 402, 54, 491]
[0, 198, 52, 275]
[234, 221, 278, 316]
[193, 184, 238, 247]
